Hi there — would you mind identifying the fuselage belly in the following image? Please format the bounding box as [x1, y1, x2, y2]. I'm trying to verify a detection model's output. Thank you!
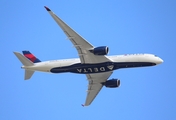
[50, 61, 156, 74]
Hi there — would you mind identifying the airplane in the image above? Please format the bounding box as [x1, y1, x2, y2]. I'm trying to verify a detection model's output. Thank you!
[13, 6, 163, 106]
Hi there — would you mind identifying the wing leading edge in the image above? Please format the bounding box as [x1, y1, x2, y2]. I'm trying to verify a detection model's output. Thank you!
[44, 6, 111, 64]
[44, 6, 113, 106]
[84, 71, 113, 106]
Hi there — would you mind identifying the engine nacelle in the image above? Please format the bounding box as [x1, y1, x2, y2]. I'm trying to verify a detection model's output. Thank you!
[103, 79, 120, 88]
[90, 46, 109, 55]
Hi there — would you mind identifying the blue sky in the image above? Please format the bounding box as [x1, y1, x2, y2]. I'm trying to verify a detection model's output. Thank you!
[1, 0, 176, 119]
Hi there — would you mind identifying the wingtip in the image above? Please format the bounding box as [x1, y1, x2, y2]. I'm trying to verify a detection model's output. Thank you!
[44, 6, 51, 11]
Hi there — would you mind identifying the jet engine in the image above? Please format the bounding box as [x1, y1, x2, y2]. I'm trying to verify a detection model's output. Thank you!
[90, 46, 109, 55]
[103, 79, 120, 88]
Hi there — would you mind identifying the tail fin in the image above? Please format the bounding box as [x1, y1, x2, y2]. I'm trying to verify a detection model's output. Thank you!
[22, 51, 41, 63]
[13, 52, 35, 80]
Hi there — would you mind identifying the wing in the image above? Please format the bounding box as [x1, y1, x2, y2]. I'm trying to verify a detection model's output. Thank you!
[84, 71, 113, 106]
[44, 6, 113, 106]
[44, 6, 111, 63]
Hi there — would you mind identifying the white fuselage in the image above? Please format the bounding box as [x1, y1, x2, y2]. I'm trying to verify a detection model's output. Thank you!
[22, 53, 163, 74]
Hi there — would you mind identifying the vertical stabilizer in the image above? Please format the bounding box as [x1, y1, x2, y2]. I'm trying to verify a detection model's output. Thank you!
[22, 51, 41, 63]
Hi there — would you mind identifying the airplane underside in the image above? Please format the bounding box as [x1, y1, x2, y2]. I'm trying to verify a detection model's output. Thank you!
[13, 6, 163, 106]
[50, 62, 156, 74]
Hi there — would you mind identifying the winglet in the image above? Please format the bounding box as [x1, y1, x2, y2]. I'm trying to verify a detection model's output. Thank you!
[44, 6, 51, 11]
[81, 104, 85, 107]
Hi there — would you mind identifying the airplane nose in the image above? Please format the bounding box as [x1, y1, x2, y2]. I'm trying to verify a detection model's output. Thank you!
[157, 57, 164, 64]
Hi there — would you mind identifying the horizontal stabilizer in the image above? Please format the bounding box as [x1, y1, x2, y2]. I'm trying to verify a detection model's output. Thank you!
[25, 70, 34, 80]
[13, 52, 35, 80]
[13, 52, 33, 66]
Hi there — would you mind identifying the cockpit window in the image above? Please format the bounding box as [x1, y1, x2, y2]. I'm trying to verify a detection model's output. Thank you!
[154, 55, 157, 57]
